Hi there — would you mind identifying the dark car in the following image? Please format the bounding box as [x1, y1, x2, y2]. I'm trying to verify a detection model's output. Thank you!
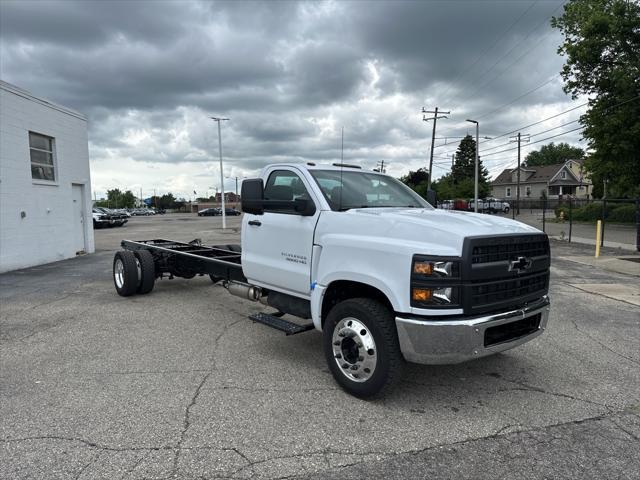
[224, 208, 241, 216]
[198, 208, 221, 216]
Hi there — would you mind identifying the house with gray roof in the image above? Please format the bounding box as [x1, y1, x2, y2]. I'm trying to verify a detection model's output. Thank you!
[490, 160, 592, 201]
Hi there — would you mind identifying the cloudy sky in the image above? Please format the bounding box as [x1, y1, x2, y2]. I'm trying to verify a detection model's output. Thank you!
[1, 0, 586, 200]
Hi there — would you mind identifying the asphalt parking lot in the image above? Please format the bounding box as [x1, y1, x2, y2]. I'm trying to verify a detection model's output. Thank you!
[2, 214, 639, 479]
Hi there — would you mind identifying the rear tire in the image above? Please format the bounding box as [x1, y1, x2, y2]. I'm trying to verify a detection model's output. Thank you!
[134, 250, 156, 294]
[323, 298, 405, 398]
[113, 251, 139, 297]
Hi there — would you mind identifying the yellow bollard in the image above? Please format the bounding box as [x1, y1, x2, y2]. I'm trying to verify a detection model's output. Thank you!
[595, 220, 602, 258]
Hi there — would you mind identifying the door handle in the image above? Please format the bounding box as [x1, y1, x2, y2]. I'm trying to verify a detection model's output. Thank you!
[248, 220, 262, 226]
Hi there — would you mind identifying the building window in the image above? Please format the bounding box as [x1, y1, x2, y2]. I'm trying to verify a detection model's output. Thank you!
[29, 132, 56, 182]
[526, 186, 531, 197]
[506, 187, 511, 197]
[561, 171, 567, 179]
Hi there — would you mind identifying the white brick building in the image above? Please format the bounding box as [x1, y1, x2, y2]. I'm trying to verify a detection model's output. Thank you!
[0, 80, 94, 273]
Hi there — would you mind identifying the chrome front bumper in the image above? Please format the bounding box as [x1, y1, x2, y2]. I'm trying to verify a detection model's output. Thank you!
[395, 296, 550, 365]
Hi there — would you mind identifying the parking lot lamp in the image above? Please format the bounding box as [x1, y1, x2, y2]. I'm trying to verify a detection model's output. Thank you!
[210, 116, 229, 229]
[466, 119, 479, 213]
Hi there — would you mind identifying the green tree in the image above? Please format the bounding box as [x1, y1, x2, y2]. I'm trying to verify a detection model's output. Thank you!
[442, 135, 490, 198]
[552, 0, 640, 196]
[399, 167, 430, 198]
[104, 189, 136, 208]
[524, 142, 584, 167]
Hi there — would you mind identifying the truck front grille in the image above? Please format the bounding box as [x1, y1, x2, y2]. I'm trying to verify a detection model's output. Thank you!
[471, 271, 548, 308]
[471, 235, 548, 264]
[461, 234, 550, 314]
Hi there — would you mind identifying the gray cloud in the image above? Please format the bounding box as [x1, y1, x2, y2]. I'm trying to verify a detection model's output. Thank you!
[0, 0, 582, 198]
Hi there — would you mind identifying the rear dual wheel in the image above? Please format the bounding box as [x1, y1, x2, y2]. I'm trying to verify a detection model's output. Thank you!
[113, 250, 156, 296]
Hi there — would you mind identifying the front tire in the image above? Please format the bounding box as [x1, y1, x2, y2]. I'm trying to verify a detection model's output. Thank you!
[113, 251, 139, 297]
[323, 298, 405, 398]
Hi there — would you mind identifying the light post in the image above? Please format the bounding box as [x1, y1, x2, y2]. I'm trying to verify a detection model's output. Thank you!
[210, 116, 229, 229]
[466, 119, 479, 213]
[226, 175, 247, 199]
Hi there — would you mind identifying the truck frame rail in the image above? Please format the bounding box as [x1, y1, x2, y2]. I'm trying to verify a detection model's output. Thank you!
[121, 238, 246, 282]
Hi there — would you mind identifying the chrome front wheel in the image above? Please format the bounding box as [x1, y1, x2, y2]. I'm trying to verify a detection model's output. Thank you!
[332, 317, 377, 383]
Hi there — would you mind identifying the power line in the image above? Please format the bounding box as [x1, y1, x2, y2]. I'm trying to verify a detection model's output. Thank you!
[434, 102, 589, 154]
[455, 1, 565, 106]
[476, 75, 559, 120]
[439, 1, 539, 105]
[482, 125, 584, 157]
[433, 93, 640, 161]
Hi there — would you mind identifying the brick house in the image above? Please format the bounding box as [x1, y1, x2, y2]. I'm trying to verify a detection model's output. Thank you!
[490, 160, 592, 200]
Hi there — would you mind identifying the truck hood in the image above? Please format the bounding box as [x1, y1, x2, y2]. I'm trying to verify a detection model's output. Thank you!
[353, 207, 539, 235]
[333, 207, 542, 256]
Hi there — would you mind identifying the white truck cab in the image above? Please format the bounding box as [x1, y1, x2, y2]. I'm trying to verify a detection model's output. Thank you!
[116, 162, 550, 398]
[239, 163, 550, 396]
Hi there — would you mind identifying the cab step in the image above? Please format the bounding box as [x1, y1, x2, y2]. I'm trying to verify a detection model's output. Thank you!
[249, 312, 314, 336]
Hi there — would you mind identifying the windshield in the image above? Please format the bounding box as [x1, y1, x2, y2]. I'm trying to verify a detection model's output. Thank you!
[310, 170, 432, 211]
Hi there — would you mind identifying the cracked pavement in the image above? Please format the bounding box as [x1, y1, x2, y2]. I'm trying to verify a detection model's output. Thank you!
[1, 215, 639, 479]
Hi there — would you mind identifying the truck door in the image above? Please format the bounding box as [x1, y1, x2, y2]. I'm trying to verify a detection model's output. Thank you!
[241, 168, 320, 297]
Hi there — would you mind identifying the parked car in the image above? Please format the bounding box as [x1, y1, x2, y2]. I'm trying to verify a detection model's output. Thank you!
[468, 198, 510, 214]
[131, 208, 154, 216]
[92, 207, 128, 228]
[439, 199, 469, 211]
[198, 208, 221, 216]
[224, 207, 242, 216]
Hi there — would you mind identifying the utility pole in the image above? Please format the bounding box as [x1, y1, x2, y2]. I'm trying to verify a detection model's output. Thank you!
[509, 133, 530, 216]
[422, 107, 450, 190]
[451, 153, 455, 169]
[210, 116, 229, 229]
[375, 160, 386, 173]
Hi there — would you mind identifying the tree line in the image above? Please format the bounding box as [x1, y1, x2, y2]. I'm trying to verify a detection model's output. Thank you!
[94, 189, 187, 210]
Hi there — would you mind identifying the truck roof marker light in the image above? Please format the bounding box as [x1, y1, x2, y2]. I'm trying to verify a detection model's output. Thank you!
[412, 288, 433, 302]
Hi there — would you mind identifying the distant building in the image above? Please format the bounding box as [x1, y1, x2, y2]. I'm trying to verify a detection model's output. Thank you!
[490, 160, 592, 200]
[0, 80, 94, 273]
[215, 191, 240, 203]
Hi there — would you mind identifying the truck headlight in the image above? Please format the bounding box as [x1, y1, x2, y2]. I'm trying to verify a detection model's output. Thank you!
[411, 286, 459, 306]
[412, 259, 459, 278]
[411, 256, 461, 308]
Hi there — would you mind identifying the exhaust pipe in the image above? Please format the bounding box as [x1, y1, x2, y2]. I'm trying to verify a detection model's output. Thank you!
[225, 281, 268, 304]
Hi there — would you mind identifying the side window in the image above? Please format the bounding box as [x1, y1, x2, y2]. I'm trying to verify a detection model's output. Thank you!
[263, 170, 312, 214]
[29, 132, 56, 182]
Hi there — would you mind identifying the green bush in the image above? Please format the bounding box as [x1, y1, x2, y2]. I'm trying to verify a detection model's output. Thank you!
[554, 202, 636, 223]
[607, 204, 636, 223]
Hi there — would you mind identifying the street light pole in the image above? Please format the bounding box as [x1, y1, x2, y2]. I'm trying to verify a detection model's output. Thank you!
[210, 116, 229, 229]
[466, 119, 479, 213]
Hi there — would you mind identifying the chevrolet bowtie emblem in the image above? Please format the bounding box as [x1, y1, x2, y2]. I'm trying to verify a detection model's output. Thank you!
[508, 256, 532, 273]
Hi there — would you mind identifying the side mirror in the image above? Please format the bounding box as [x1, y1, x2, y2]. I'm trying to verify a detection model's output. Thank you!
[294, 198, 316, 216]
[241, 178, 265, 215]
[426, 189, 437, 207]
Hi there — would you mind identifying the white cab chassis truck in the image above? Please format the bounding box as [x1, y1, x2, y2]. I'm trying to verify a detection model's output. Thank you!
[113, 163, 550, 398]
